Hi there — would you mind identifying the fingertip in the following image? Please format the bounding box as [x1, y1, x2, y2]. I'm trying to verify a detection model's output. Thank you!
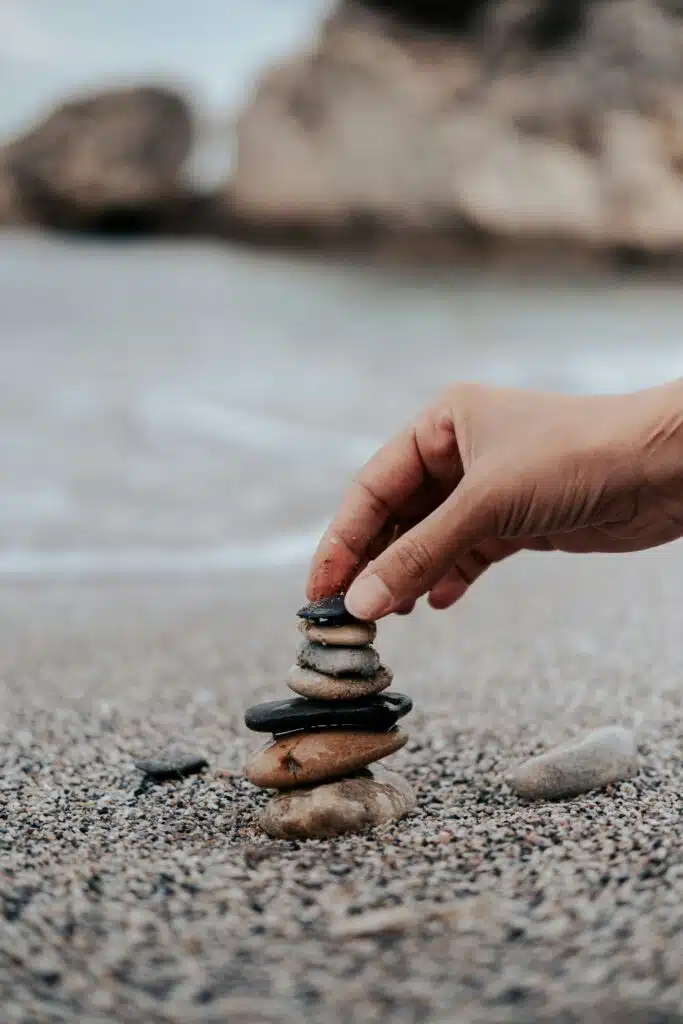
[345, 573, 394, 621]
[307, 541, 361, 601]
[394, 600, 416, 616]
[306, 564, 330, 602]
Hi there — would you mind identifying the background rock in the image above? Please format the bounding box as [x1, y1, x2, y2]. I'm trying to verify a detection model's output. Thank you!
[0, 157, 25, 226]
[5, 85, 194, 234]
[225, 0, 683, 260]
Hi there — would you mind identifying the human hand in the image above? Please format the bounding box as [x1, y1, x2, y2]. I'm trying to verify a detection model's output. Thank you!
[307, 379, 683, 620]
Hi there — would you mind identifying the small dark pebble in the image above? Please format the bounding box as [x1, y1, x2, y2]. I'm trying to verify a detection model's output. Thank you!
[244, 843, 282, 867]
[297, 594, 362, 626]
[244, 693, 412, 734]
[35, 970, 61, 988]
[134, 754, 209, 781]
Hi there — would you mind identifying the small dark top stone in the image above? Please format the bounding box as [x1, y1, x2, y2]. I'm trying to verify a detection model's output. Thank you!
[297, 595, 362, 626]
[244, 693, 412, 735]
[134, 754, 209, 780]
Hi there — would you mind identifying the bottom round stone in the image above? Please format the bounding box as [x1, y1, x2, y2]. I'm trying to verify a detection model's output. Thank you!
[245, 727, 408, 790]
[260, 766, 416, 839]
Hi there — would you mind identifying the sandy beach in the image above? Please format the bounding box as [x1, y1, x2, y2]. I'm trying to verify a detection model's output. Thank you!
[4, 552, 683, 1024]
[2, 239, 683, 1022]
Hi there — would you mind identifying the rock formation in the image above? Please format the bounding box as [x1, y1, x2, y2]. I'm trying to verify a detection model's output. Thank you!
[224, 0, 683, 262]
[0, 157, 25, 227]
[3, 85, 195, 234]
[244, 595, 416, 839]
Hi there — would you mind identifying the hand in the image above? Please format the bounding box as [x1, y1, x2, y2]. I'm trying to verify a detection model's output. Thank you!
[307, 379, 683, 620]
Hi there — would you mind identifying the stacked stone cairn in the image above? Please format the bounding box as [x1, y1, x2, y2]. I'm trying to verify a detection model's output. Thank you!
[244, 595, 415, 839]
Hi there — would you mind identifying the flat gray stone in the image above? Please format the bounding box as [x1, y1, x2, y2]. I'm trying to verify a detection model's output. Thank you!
[297, 640, 380, 678]
[510, 726, 638, 801]
[134, 753, 209, 781]
[260, 766, 416, 839]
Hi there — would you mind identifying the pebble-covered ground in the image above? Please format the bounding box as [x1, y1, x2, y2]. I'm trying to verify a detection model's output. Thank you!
[4, 239, 683, 1022]
[3, 547, 683, 1024]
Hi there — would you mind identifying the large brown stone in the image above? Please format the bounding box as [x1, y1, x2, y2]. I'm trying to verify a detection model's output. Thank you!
[260, 766, 416, 839]
[5, 85, 193, 232]
[246, 727, 407, 789]
[224, 0, 683, 259]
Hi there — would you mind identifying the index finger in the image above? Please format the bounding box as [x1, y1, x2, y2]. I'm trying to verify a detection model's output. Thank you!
[306, 425, 427, 600]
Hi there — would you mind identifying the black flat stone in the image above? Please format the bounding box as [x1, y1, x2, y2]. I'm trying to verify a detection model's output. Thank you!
[297, 595, 363, 626]
[244, 693, 412, 734]
[134, 754, 209, 781]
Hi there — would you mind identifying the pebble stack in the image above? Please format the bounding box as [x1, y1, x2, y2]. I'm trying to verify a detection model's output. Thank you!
[244, 595, 415, 839]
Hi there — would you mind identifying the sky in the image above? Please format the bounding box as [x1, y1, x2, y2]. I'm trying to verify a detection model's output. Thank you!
[0, 0, 331, 136]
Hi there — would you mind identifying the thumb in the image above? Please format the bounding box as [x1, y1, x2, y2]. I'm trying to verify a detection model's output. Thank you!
[344, 474, 495, 620]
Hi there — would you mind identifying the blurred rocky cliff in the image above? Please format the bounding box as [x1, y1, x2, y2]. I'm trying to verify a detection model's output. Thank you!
[2, 0, 683, 267]
[226, 0, 683, 263]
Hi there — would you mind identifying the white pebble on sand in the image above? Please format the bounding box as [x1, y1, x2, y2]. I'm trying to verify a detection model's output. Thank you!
[511, 726, 638, 801]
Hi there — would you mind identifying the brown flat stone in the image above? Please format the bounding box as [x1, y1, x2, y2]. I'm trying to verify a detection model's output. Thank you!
[287, 664, 392, 701]
[245, 727, 408, 790]
[260, 766, 416, 839]
[298, 619, 377, 647]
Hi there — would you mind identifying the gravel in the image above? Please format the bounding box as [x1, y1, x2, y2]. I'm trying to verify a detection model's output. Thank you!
[2, 547, 683, 1023]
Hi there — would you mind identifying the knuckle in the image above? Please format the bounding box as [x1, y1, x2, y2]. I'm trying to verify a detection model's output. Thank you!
[448, 382, 486, 465]
[448, 380, 482, 408]
[394, 535, 433, 581]
[354, 476, 391, 520]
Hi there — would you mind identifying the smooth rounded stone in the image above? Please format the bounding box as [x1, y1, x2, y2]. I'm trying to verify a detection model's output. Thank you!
[244, 693, 412, 734]
[297, 595, 361, 626]
[510, 726, 638, 801]
[246, 727, 408, 789]
[134, 753, 209, 781]
[298, 619, 376, 647]
[287, 664, 393, 701]
[260, 765, 416, 839]
[297, 640, 380, 678]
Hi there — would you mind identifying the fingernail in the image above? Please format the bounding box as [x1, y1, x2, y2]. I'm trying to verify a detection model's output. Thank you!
[345, 574, 393, 620]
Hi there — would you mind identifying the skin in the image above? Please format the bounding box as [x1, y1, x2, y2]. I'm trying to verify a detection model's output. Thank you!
[307, 379, 683, 620]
